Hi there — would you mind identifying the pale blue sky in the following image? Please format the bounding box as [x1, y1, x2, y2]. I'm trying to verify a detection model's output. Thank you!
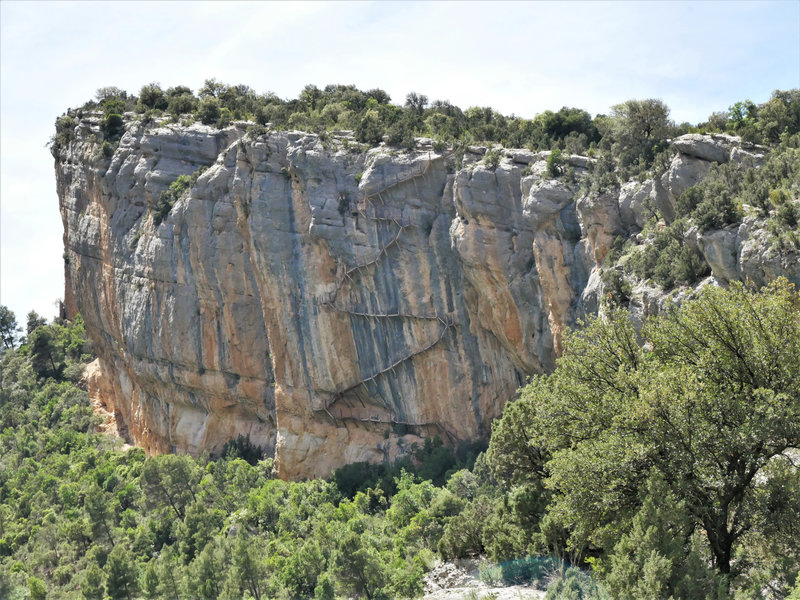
[1, 0, 798, 324]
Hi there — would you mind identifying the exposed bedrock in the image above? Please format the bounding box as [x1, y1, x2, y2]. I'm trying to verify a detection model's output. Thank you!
[56, 118, 798, 478]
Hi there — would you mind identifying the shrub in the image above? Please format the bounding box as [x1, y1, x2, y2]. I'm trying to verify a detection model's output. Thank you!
[600, 268, 631, 306]
[693, 190, 740, 232]
[102, 113, 124, 142]
[776, 200, 798, 228]
[675, 185, 704, 218]
[216, 107, 233, 129]
[545, 567, 609, 600]
[355, 110, 385, 145]
[51, 115, 77, 156]
[626, 220, 709, 289]
[400, 130, 416, 150]
[55, 115, 76, 140]
[500, 555, 560, 586]
[138, 83, 167, 110]
[484, 148, 501, 169]
[153, 167, 207, 226]
[546, 148, 564, 177]
[167, 93, 197, 117]
[478, 562, 502, 586]
[438, 498, 490, 558]
[197, 97, 221, 125]
[246, 123, 266, 138]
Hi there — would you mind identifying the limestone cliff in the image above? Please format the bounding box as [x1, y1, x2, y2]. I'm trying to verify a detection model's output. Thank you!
[56, 115, 799, 478]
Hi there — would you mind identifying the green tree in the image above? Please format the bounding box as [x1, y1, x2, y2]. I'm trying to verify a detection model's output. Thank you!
[355, 109, 385, 144]
[28, 576, 47, 600]
[405, 91, 428, 114]
[84, 483, 116, 546]
[608, 98, 672, 167]
[106, 545, 138, 600]
[282, 537, 326, 597]
[29, 325, 63, 379]
[140, 561, 159, 599]
[547, 148, 565, 177]
[138, 83, 167, 110]
[314, 572, 336, 600]
[154, 546, 182, 600]
[167, 92, 197, 117]
[103, 113, 125, 141]
[230, 532, 266, 600]
[81, 563, 106, 600]
[95, 86, 125, 103]
[197, 97, 221, 125]
[0, 306, 19, 350]
[198, 78, 227, 98]
[140, 454, 199, 518]
[790, 575, 800, 600]
[177, 499, 224, 560]
[26, 310, 47, 335]
[332, 529, 388, 599]
[489, 279, 800, 590]
[604, 473, 722, 599]
[187, 539, 224, 600]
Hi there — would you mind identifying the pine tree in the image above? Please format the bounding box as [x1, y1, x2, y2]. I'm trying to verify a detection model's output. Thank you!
[105, 545, 138, 600]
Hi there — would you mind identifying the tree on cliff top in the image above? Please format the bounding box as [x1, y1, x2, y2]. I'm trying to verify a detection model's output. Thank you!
[488, 278, 800, 594]
[603, 98, 673, 168]
[0, 306, 20, 350]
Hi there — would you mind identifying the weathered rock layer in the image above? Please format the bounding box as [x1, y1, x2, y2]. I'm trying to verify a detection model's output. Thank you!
[56, 118, 799, 478]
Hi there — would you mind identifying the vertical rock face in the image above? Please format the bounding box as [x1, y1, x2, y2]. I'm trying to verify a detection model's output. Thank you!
[56, 118, 798, 479]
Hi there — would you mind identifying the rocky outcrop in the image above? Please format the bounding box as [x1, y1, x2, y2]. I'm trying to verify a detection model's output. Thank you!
[658, 134, 766, 223]
[56, 119, 799, 479]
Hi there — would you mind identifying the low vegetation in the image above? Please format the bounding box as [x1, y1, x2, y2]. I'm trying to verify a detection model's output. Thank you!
[2, 278, 798, 599]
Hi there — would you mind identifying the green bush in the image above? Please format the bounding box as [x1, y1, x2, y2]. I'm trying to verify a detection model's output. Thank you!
[675, 185, 704, 217]
[547, 148, 564, 177]
[152, 167, 206, 225]
[478, 562, 502, 585]
[626, 220, 709, 289]
[355, 110, 385, 145]
[103, 113, 124, 142]
[498, 556, 560, 585]
[776, 200, 798, 228]
[55, 115, 76, 141]
[197, 97, 221, 125]
[138, 83, 167, 111]
[167, 93, 197, 117]
[600, 268, 631, 306]
[216, 107, 233, 129]
[484, 148, 501, 169]
[51, 115, 77, 157]
[693, 190, 740, 232]
[545, 567, 609, 600]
